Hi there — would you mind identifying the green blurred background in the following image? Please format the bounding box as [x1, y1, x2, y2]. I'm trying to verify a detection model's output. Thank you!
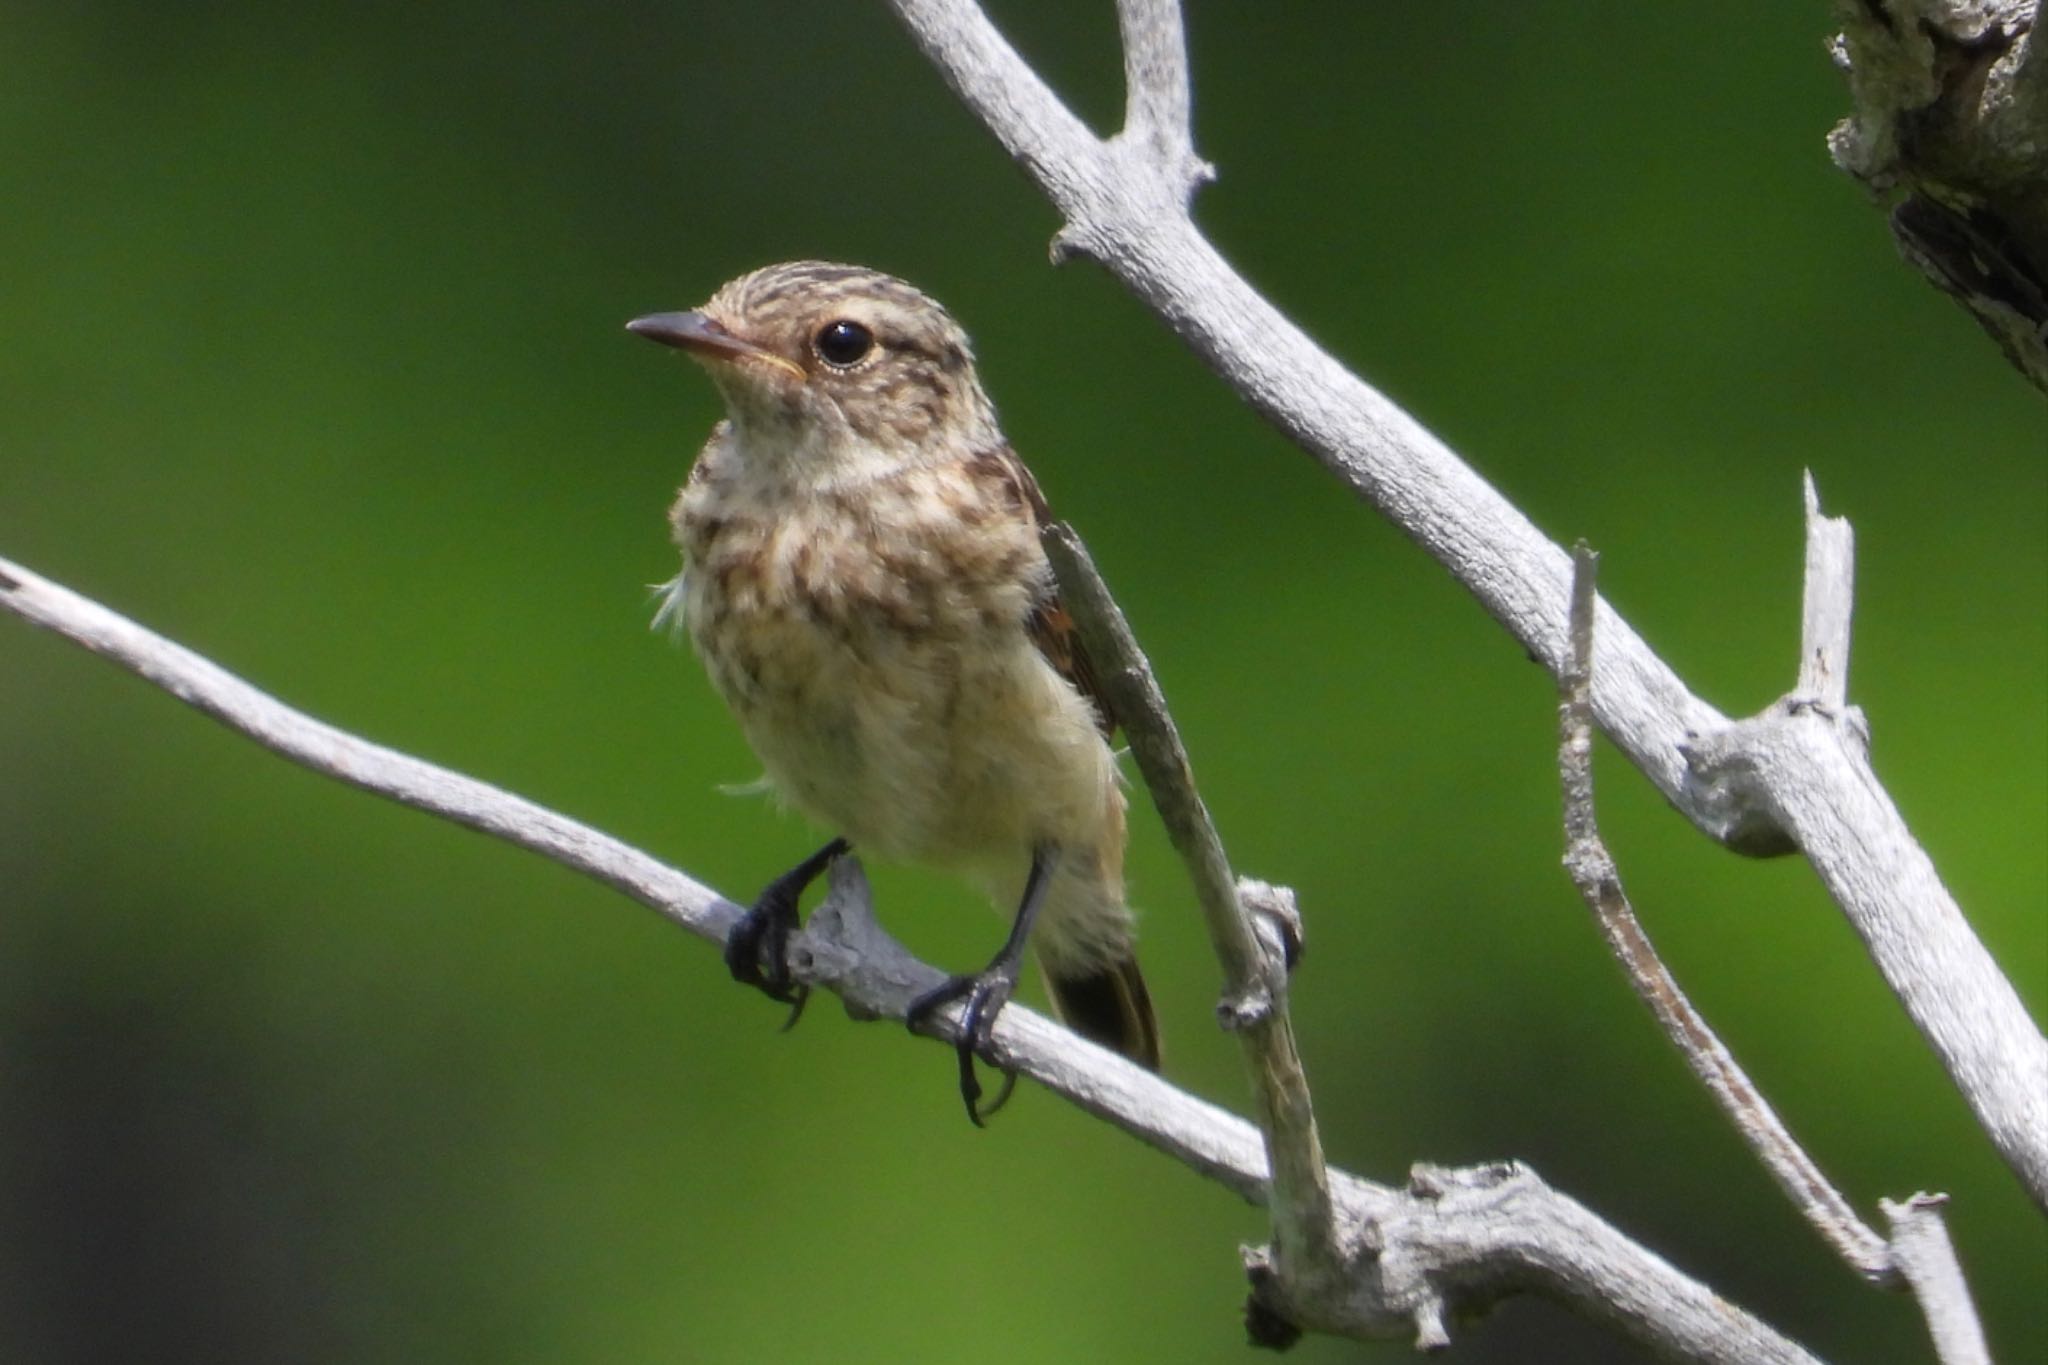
[2, 3, 2041, 1361]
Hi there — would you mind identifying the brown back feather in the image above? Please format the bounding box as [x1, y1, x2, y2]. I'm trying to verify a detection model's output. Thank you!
[963, 444, 1117, 739]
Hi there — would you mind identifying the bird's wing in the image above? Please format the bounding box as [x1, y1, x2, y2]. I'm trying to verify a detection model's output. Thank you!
[966, 445, 1117, 740]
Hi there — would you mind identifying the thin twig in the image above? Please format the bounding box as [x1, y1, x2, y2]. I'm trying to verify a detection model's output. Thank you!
[1039, 529, 1264, 1011]
[1560, 543, 1888, 1276]
[1796, 470, 1856, 709]
[1040, 523, 1338, 1306]
[0, 553, 1826, 1363]
[1562, 543, 1994, 1362]
[884, 0, 2048, 1211]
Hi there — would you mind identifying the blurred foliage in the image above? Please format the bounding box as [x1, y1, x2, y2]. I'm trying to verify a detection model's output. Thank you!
[1, 3, 2042, 1362]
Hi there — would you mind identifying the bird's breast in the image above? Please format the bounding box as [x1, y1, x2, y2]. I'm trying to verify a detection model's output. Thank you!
[671, 465, 1111, 864]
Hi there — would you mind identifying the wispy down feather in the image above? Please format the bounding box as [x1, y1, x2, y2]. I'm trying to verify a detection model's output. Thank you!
[648, 571, 688, 637]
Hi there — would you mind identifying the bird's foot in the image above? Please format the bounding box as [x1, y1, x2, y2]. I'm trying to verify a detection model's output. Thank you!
[724, 838, 849, 1029]
[724, 889, 807, 1025]
[907, 965, 1022, 1125]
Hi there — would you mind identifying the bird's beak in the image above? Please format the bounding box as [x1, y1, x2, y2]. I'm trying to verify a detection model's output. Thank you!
[626, 311, 804, 381]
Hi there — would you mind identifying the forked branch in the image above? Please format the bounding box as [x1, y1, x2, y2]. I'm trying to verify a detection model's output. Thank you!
[885, 0, 2048, 1213]
[1562, 542, 1989, 1365]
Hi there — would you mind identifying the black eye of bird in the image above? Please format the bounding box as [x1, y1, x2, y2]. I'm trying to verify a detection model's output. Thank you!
[813, 319, 874, 367]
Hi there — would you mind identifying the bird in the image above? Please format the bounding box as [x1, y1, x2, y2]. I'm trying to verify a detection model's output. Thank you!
[628, 261, 1160, 1121]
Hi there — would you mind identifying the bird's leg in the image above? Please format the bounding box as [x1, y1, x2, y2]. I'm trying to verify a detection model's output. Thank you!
[907, 844, 1059, 1125]
[725, 836, 850, 1026]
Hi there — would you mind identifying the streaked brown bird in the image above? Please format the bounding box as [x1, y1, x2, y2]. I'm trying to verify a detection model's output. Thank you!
[629, 262, 1160, 1121]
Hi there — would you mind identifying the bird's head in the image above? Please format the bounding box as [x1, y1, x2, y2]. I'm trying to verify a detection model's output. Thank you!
[630, 261, 1000, 475]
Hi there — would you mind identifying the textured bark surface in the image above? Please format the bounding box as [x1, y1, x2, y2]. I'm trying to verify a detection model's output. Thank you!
[1830, 0, 2048, 392]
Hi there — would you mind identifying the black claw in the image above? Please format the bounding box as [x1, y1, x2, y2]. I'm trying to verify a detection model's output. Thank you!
[907, 966, 1021, 1125]
[777, 988, 811, 1032]
[979, 1068, 1019, 1121]
[957, 1041, 986, 1125]
[905, 843, 1059, 1125]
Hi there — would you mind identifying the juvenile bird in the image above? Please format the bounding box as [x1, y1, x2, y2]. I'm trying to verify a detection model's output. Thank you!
[629, 262, 1160, 1121]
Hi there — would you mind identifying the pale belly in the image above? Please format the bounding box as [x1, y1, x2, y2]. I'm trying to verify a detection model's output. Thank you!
[687, 582, 1118, 872]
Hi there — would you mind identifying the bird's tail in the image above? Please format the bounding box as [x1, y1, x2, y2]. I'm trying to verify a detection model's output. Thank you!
[1044, 954, 1161, 1071]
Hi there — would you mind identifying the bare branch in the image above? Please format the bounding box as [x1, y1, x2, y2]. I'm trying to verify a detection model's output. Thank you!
[1352, 1162, 1827, 1365]
[0, 560, 736, 940]
[1112, 0, 1211, 200]
[1562, 544, 1994, 1360]
[885, 0, 1105, 235]
[1684, 485, 2048, 1211]
[888, 0, 1725, 820]
[1884, 1195, 1993, 1365]
[885, 0, 2048, 1209]
[0, 554, 1829, 1362]
[1041, 523, 1337, 1318]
